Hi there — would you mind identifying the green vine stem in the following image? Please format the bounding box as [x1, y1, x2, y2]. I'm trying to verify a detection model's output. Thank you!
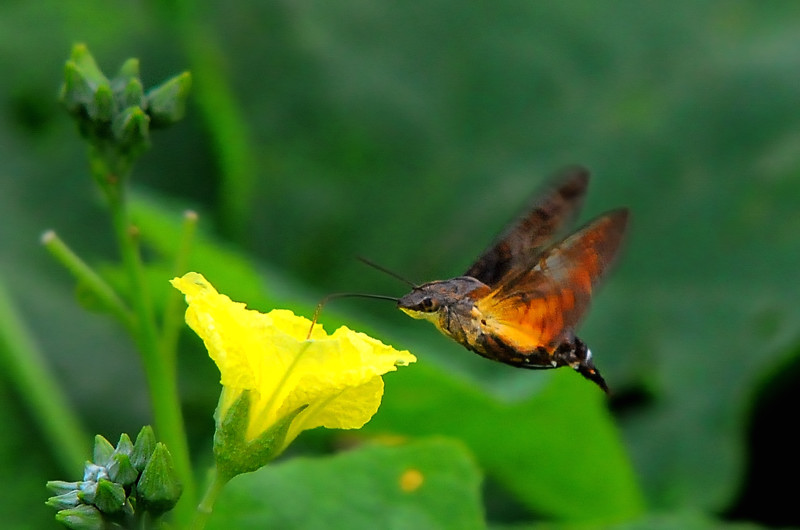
[153, 0, 258, 239]
[190, 468, 230, 530]
[161, 210, 198, 373]
[41, 230, 135, 333]
[91, 153, 197, 522]
[0, 280, 87, 473]
[57, 43, 197, 525]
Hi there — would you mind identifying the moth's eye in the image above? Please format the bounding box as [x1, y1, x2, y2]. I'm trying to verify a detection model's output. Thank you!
[420, 297, 437, 311]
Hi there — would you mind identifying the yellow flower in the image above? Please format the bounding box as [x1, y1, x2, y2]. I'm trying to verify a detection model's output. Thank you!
[170, 272, 415, 464]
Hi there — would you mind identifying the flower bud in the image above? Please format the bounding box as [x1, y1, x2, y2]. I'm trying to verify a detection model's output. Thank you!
[112, 106, 150, 160]
[60, 44, 108, 113]
[131, 425, 156, 472]
[137, 442, 183, 516]
[54, 504, 105, 530]
[61, 61, 95, 115]
[117, 57, 140, 80]
[92, 435, 114, 467]
[146, 72, 192, 128]
[91, 83, 114, 123]
[47, 426, 182, 525]
[113, 58, 144, 109]
[47, 480, 80, 496]
[46, 490, 81, 511]
[93, 479, 126, 514]
[107, 453, 137, 487]
[120, 77, 145, 109]
[77, 480, 97, 505]
[114, 433, 134, 458]
[82, 462, 108, 484]
[58, 43, 191, 179]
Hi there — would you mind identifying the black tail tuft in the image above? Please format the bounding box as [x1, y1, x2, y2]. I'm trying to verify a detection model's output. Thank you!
[575, 362, 610, 394]
[573, 337, 610, 394]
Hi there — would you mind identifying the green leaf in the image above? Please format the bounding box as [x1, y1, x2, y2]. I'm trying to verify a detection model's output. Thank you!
[608, 510, 763, 530]
[207, 438, 484, 530]
[366, 364, 644, 523]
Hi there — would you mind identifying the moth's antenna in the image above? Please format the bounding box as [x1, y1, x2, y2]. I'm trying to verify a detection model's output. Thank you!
[357, 256, 417, 287]
[307, 292, 400, 339]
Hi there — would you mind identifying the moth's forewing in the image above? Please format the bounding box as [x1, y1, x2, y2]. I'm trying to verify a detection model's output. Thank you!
[464, 166, 590, 287]
[475, 209, 629, 350]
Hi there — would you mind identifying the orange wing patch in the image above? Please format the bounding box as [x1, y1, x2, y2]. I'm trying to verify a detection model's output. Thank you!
[477, 290, 569, 351]
[475, 210, 628, 353]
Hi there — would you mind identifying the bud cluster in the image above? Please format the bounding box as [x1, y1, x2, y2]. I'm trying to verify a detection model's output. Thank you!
[47, 426, 182, 529]
[59, 43, 191, 176]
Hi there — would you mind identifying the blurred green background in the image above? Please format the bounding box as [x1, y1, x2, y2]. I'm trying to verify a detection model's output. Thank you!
[2, 1, 799, 528]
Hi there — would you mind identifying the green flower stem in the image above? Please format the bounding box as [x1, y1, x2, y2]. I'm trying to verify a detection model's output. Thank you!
[160, 210, 198, 371]
[190, 468, 229, 530]
[0, 279, 87, 473]
[186, 34, 256, 239]
[41, 230, 135, 333]
[91, 156, 196, 523]
[154, 0, 258, 239]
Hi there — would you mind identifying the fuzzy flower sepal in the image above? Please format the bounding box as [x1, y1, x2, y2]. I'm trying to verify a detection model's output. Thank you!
[213, 390, 307, 479]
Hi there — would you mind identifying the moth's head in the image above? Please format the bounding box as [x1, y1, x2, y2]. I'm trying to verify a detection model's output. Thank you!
[397, 277, 488, 322]
[397, 283, 444, 323]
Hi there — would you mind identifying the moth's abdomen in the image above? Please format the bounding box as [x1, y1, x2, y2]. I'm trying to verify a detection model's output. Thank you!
[473, 330, 556, 368]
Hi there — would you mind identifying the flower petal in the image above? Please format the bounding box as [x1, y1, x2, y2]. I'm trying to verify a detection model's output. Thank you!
[171, 272, 415, 446]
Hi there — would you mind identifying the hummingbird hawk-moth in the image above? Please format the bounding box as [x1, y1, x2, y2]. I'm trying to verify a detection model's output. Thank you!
[396, 167, 628, 393]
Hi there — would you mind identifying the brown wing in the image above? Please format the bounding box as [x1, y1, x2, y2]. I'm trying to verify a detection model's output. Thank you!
[464, 166, 590, 287]
[475, 209, 629, 351]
